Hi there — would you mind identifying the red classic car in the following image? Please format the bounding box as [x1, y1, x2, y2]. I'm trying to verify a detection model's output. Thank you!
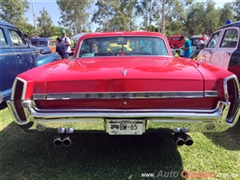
[168, 34, 185, 49]
[7, 31, 240, 147]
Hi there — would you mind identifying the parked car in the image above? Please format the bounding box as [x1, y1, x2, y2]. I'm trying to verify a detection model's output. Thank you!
[189, 35, 202, 53]
[7, 31, 240, 147]
[197, 21, 240, 82]
[70, 33, 89, 56]
[0, 21, 61, 104]
[178, 35, 202, 57]
[168, 34, 185, 49]
[31, 37, 56, 54]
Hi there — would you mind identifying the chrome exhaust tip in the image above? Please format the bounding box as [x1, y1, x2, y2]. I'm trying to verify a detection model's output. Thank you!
[53, 136, 63, 147]
[182, 133, 194, 146]
[62, 135, 72, 147]
[173, 133, 185, 146]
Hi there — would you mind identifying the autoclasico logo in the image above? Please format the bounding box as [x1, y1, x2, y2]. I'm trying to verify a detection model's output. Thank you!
[156, 170, 215, 178]
[141, 170, 239, 179]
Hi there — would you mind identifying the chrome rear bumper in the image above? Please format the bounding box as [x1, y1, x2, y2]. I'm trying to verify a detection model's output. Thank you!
[7, 99, 240, 133]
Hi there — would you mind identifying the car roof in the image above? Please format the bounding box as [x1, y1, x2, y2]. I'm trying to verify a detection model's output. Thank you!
[217, 21, 240, 30]
[169, 34, 182, 37]
[81, 31, 165, 39]
[190, 35, 202, 38]
[0, 21, 17, 29]
[31, 38, 54, 41]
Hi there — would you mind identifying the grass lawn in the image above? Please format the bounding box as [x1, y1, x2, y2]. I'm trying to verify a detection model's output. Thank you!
[0, 102, 239, 180]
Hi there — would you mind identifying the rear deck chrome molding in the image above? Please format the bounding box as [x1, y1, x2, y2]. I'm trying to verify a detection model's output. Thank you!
[33, 91, 218, 100]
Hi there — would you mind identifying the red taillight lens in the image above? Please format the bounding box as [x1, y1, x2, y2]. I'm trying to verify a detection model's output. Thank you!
[13, 80, 26, 120]
[226, 79, 238, 120]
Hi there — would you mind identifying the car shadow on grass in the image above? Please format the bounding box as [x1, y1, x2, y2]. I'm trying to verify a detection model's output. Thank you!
[203, 118, 240, 150]
[0, 122, 185, 180]
[0, 101, 7, 110]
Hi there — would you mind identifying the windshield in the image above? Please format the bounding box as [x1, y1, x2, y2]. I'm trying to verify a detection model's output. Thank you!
[78, 36, 169, 58]
[31, 40, 48, 47]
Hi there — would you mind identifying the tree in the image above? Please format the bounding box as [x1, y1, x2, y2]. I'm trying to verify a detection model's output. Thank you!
[219, 2, 235, 26]
[234, 0, 240, 21]
[36, 7, 54, 37]
[0, 0, 29, 27]
[17, 22, 35, 37]
[57, 0, 93, 34]
[203, 0, 220, 35]
[92, 0, 117, 31]
[184, 2, 206, 36]
[163, 0, 187, 36]
[136, 0, 157, 31]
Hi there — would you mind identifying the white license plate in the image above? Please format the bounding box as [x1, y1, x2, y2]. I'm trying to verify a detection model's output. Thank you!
[108, 120, 143, 135]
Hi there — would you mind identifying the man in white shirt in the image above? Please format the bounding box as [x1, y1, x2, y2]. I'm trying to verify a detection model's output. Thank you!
[60, 29, 72, 59]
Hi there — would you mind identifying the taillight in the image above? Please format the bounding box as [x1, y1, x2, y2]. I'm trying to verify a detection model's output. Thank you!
[13, 80, 26, 121]
[224, 76, 240, 122]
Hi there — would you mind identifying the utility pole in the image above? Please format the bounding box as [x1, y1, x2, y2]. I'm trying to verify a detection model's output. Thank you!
[161, 0, 165, 35]
[31, 0, 36, 28]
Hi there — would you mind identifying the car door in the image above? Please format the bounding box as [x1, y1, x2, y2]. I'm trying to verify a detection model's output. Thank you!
[0, 27, 19, 101]
[209, 28, 239, 70]
[7, 28, 35, 73]
[49, 40, 56, 53]
[197, 31, 222, 65]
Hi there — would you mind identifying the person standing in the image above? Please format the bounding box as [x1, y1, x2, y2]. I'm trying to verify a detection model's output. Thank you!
[60, 29, 72, 59]
[56, 37, 66, 59]
[23, 33, 31, 47]
[179, 35, 192, 58]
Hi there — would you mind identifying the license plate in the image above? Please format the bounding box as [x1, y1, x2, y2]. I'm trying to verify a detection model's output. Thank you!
[108, 120, 143, 135]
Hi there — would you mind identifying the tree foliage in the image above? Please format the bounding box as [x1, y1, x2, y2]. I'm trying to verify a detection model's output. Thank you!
[92, 0, 117, 31]
[57, 0, 93, 34]
[36, 8, 54, 37]
[234, 0, 240, 21]
[0, 0, 29, 27]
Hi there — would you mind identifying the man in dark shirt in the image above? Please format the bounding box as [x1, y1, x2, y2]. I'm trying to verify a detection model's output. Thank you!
[56, 37, 66, 59]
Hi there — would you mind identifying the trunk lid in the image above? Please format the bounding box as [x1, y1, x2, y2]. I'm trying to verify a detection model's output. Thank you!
[44, 57, 203, 93]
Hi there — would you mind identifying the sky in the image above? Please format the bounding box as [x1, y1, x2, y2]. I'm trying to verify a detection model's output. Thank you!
[24, 0, 231, 34]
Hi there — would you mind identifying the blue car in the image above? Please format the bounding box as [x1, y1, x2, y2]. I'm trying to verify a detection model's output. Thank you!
[0, 21, 62, 104]
[31, 37, 56, 54]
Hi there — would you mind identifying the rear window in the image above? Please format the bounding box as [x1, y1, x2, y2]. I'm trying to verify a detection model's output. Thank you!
[0, 28, 7, 46]
[172, 37, 180, 40]
[78, 36, 169, 58]
[31, 40, 48, 47]
[190, 38, 200, 46]
[220, 29, 238, 48]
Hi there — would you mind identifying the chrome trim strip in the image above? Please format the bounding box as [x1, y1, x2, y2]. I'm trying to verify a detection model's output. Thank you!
[0, 92, 2, 104]
[1, 89, 12, 97]
[32, 106, 219, 113]
[33, 91, 213, 100]
[204, 91, 218, 97]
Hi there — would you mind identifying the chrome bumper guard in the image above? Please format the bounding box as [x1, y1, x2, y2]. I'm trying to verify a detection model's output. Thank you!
[7, 99, 240, 133]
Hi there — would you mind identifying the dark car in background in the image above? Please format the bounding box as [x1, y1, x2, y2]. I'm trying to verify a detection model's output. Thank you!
[0, 21, 61, 104]
[31, 38, 56, 54]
